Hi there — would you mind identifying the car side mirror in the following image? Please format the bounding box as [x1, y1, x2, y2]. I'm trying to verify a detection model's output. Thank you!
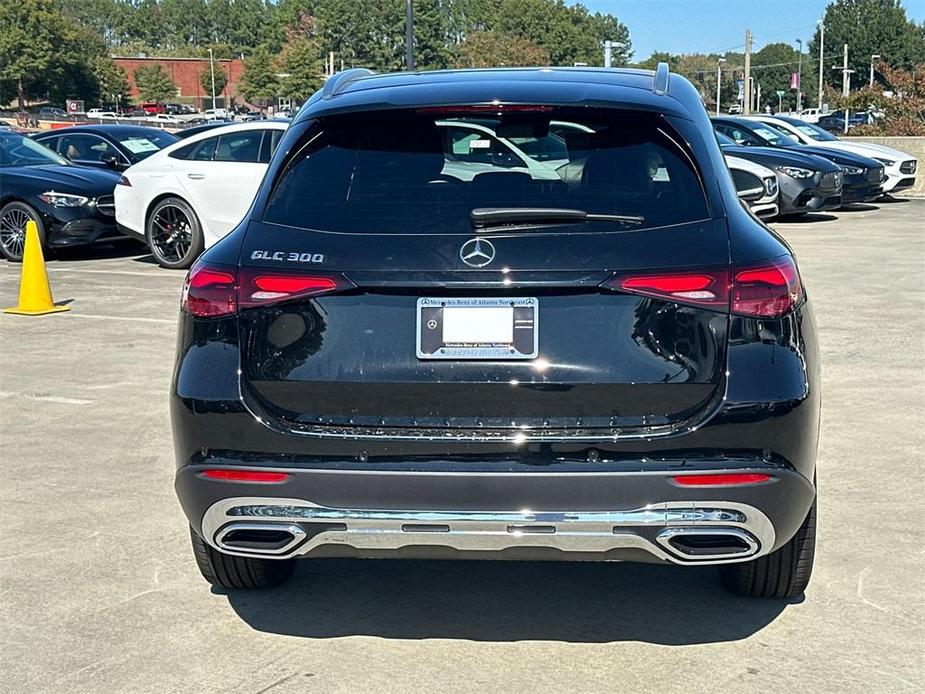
[103, 155, 121, 170]
[738, 186, 765, 203]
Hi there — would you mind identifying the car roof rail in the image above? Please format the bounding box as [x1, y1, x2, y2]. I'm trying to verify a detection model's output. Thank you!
[322, 68, 376, 99]
[653, 62, 670, 95]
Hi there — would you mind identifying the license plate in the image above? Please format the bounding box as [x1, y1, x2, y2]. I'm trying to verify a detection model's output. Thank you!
[416, 297, 538, 360]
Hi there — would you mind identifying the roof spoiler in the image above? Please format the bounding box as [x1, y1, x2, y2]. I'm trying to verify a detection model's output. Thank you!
[322, 68, 376, 99]
[653, 62, 670, 95]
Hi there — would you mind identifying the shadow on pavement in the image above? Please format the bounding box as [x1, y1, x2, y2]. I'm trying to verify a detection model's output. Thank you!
[49, 239, 146, 262]
[224, 559, 793, 644]
[837, 203, 879, 212]
[876, 194, 910, 204]
[775, 213, 838, 224]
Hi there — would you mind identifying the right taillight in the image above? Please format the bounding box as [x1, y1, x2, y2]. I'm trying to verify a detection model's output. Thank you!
[181, 262, 353, 318]
[605, 255, 803, 319]
[731, 256, 803, 318]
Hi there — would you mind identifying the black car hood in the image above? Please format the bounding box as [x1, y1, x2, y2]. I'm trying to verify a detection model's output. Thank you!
[8, 165, 121, 196]
[722, 144, 840, 173]
[783, 144, 880, 168]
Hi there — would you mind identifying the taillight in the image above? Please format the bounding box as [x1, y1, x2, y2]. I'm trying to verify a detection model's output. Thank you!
[181, 262, 352, 317]
[605, 255, 803, 318]
[117, 175, 131, 187]
[731, 256, 803, 318]
[613, 270, 730, 308]
[181, 263, 236, 317]
[237, 269, 352, 309]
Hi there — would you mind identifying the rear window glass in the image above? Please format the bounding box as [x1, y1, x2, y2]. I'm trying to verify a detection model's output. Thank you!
[264, 108, 710, 234]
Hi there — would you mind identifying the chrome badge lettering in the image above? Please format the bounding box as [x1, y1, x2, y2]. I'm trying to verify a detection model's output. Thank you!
[251, 250, 324, 263]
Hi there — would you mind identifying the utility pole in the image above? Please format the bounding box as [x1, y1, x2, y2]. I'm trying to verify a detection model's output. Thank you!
[817, 20, 825, 110]
[796, 38, 803, 112]
[743, 29, 752, 114]
[870, 54, 880, 87]
[832, 43, 855, 134]
[208, 47, 217, 111]
[604, 40, 613, 68]
[756, 81, 762, 112]
[405, 0, 415, 70]
[716, 57, 726, 115]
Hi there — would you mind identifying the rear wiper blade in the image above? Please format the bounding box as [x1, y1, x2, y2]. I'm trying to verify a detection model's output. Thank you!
[471, 207, 645, 229]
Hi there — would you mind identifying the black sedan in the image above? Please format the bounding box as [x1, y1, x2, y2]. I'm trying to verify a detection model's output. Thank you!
[31, 125, 177, 172]
[716, 132, 842, 216]
[712, 116, 885, 203]
[0, 131, 124, 261]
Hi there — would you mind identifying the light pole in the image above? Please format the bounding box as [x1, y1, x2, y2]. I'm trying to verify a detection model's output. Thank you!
[208, 48, 217, 112]
[870, 54, 881, 87]
[817, 20, 825, 110]
[603, 41, 624, 68]
[795, 38, 803, 112]
[405, 0, 415, 70]
[715, 57, 726, 115]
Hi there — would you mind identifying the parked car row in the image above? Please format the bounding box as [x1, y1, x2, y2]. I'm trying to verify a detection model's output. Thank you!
[0, 106, 918, 265]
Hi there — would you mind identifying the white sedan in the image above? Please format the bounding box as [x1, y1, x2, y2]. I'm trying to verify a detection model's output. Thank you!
[115, 121, 287, 268]
[747, 115, 917, 196]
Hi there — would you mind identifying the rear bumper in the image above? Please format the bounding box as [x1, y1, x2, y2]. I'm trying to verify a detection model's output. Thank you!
[179, 465, 815, 565]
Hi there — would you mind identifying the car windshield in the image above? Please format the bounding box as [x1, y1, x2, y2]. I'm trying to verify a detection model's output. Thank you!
[751, 124, 799, 146]
[116, 130, 177, 159]
[0, 132, 69, 167]
[791, 121, 838, 142]
[265, 108, 710, 234]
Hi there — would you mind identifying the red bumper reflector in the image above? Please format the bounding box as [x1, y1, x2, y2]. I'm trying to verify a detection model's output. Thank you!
[672, 473, 771, 486]
[201, 469, 290, 483]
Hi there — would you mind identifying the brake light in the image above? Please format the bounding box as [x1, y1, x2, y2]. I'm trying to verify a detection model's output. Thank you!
[238, 270, 350, 309]
[181, 262, 352, 317]
[415, 104, 554, 115]
[181, 264, 236, 317]
[201, 469, 290, 483]
[117, 175, 131, 187]
[672, 473, 771, 486]
[605, 256, 803, 318]
[732, 256, 803, 318]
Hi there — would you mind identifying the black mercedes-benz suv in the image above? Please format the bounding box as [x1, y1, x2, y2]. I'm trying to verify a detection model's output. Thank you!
[172, 66, 819, 598]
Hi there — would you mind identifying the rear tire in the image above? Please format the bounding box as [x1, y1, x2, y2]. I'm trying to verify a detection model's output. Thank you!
[720, 498, 816, 598]
[146, 197, 204, 269]
[189, 527, 295, 590]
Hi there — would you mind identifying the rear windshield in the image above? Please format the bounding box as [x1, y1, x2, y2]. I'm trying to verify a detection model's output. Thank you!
[264, 108, 710, 234]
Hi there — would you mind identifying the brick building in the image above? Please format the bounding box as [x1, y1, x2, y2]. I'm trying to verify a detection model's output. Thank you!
[113, 55, 246, 108]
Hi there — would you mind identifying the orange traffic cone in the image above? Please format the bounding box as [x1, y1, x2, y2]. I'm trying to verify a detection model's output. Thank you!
[3, 221, 70, 315]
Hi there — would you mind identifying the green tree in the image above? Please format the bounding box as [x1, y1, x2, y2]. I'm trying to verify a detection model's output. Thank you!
[199, 63, 228, 102]
[279, 37, 324, 100]
[750, 42, 800, 111]
[239, 46, 280, 108]
[94, 57, 131, 108]
[455, 30, 549, 67]
[0, 0, 76, 110]
[134, 63, 177, 102]
[809, 0, 925, 92]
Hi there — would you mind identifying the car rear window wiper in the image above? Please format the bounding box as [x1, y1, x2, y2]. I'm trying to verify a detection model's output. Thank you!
[471, 207, 645, 229]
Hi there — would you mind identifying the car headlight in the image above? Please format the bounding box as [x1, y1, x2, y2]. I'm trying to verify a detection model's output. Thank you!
[776, 165, 815, 179]
[874, 157, 895, 167]
[840, 165, 863, 175]
[38, 191, 89, 207]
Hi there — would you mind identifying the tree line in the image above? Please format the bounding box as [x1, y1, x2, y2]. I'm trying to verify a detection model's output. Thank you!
[0, 0, 632, 110]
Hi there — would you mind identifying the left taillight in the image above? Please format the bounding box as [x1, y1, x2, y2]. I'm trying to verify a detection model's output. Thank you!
[117, 175, 131, 187]
[181, 263, 237, 317]
[181, 262, 353, 318]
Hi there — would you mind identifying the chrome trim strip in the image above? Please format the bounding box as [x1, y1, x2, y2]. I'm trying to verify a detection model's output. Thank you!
[201, 498, 774, 565]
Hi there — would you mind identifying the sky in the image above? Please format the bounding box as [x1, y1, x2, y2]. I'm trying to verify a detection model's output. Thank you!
[574, 0, 925, 60]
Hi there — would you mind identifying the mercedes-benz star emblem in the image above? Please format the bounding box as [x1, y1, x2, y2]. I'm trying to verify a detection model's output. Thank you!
[460, 238, 495, 268]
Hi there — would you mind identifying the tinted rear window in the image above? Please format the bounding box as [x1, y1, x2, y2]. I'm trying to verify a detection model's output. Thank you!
[264, 108, 709, 234]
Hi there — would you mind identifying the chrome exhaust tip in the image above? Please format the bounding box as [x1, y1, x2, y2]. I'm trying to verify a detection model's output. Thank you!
[214, 523, 306, 556]
[656, 527, 759, 561]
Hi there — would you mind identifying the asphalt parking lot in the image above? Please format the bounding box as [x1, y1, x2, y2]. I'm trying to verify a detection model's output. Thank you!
[1, 200, 923, 693]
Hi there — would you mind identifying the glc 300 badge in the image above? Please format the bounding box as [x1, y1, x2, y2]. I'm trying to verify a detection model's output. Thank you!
[251, 250, 324, 263]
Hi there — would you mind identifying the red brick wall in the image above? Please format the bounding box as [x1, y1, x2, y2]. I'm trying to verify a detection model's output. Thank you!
[113, 56, 246, 107]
